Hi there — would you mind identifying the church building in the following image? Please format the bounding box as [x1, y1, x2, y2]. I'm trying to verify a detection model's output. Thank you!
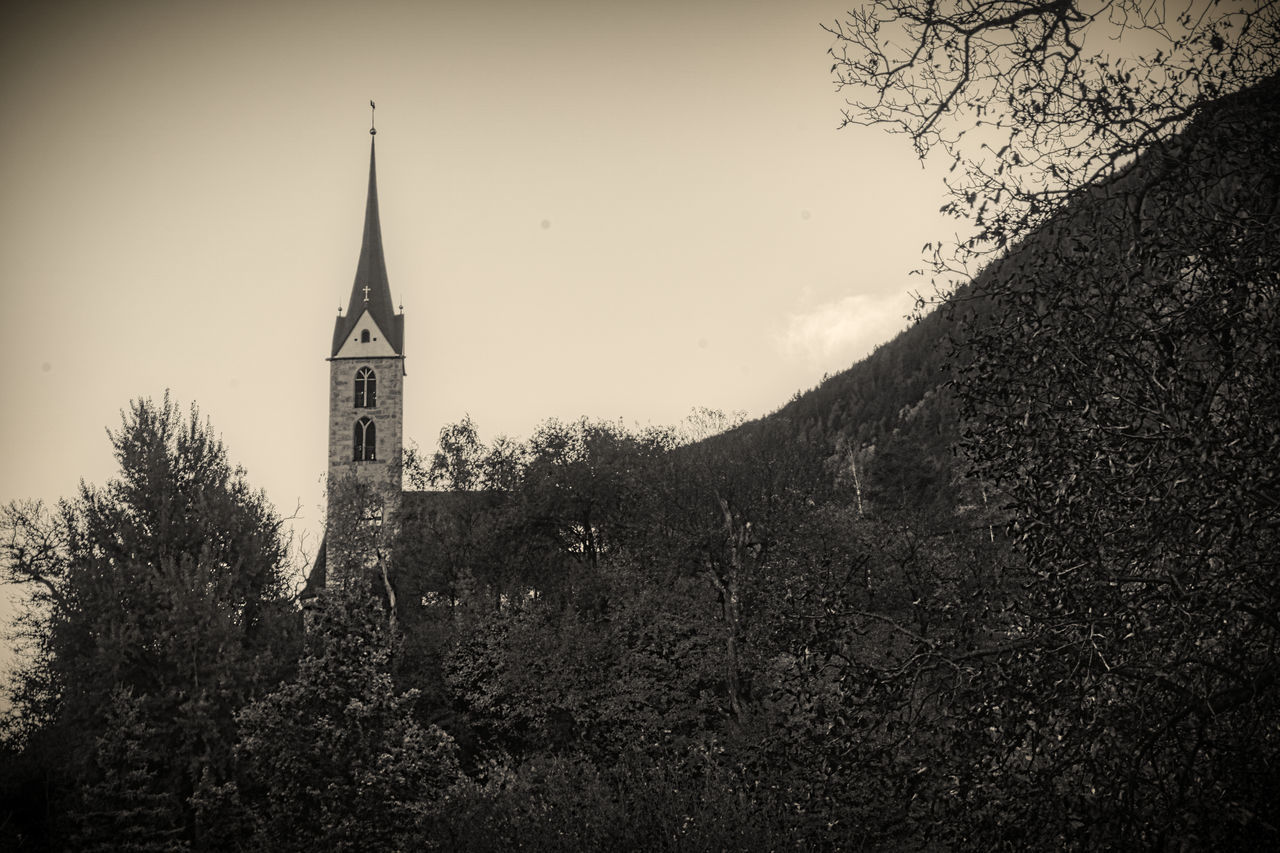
[303, 119, 408, 596]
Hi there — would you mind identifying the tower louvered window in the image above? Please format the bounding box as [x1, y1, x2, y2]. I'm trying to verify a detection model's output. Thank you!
[354, 417, 376, 461]
[355, 367, 377, 408]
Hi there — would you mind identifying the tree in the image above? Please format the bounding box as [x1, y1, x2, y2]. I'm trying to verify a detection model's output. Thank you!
[398, 416, 677, 618]
[943, 82, 1279, 847]
[230, 585, 462, 851]
[395, 418, 531, 620]
[69, 688, 189, 853]
[828, 3, 1280, 845]
[517, 417, 678, 581]
[1, 394, 297, 846]
[826, 0, 1280, 269]
[435, 749, 807, 853]
[324, 470, 403, 629]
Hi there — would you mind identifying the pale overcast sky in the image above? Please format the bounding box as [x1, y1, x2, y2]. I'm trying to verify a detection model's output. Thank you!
[0, 0, 956, 613]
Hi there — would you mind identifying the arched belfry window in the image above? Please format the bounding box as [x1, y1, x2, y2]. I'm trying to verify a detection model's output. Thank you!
[361, 329, 371, 343]
[354, 417, 376, 461]
[355, 367, 377, 408]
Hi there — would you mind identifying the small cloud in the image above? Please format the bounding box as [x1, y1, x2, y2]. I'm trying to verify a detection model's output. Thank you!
[777, 293, 912, 368]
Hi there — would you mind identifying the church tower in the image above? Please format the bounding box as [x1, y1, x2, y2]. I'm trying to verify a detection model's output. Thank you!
[325, 122, 405, 562]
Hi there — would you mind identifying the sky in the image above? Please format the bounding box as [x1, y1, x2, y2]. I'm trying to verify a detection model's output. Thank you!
[0, 0, 957, 667]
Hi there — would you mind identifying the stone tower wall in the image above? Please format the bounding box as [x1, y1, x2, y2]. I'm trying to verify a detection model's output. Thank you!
[327, 356, 405, 509]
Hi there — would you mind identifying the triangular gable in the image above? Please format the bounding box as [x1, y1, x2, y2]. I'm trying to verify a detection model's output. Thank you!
[333, 308, 399, 359]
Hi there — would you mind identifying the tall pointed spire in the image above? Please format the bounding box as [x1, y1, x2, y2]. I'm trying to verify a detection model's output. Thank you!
[332, 129, 404, 356]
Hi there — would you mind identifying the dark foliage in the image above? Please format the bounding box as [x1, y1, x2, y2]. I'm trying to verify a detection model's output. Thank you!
[935, 75, 1280, 847]
[225, 585, 462, 851]
[1, 396, 298, 849]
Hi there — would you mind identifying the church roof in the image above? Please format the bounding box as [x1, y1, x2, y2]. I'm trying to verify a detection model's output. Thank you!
[399, 488, 499, 517]
[299, 538, 326, 602]
[332, 134, 404, 357]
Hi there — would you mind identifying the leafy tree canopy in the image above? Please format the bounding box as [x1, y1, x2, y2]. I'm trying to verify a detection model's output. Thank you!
[1, 394, 298, 848]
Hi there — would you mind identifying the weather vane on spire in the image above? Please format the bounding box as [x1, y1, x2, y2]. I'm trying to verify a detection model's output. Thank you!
[370, 100, 376, 136]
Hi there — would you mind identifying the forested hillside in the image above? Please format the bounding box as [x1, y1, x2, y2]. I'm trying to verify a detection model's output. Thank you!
[2, 47, 1277, 853]
[760, 298, 952, 448]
